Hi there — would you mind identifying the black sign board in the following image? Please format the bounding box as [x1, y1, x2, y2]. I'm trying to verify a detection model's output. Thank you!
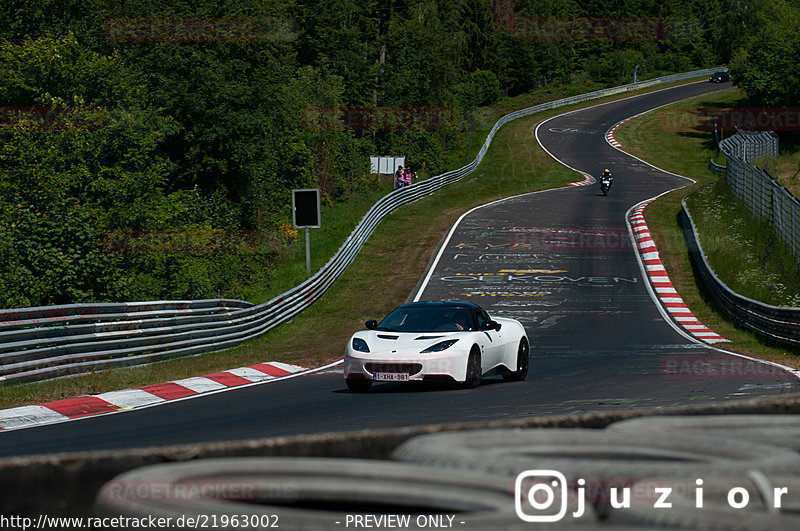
[292, 189, 320, 228]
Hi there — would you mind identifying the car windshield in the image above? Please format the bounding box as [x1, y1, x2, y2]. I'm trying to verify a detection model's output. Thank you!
[377, 306, 475, 332]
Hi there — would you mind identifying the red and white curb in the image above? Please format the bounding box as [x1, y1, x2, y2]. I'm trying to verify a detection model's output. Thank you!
[0, 361, 308, 432]
[606, 115, 640, 148]
[568, 171, 596, 187]
[629, 202, 728, 344]
[606, 129, 622, 148]
[609, 111, 728, 344]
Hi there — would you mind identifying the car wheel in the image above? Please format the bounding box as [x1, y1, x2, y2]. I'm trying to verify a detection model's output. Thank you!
[463, 348, 481, 388]
[503, 337, 529, 382]
[346, 377, 372, 393]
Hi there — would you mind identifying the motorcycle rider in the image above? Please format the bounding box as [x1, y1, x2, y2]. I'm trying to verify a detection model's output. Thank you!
[600, 168, 613, 191]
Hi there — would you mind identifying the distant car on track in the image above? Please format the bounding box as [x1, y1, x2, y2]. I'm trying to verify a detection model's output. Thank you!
[343, 301, 529, 392]
[709, 71, 730, 83]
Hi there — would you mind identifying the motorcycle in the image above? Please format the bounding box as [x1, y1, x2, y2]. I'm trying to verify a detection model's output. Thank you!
[600, 176, 612, 196]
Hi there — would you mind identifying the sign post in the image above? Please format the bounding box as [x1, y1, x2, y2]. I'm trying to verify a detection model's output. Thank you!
[292, 189, 321, 276]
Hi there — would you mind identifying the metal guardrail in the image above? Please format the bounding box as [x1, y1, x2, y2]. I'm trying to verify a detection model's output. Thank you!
[719, 130, 800, 260]
[708, 157, 726, 175]
[0, 68, 722, 384]
[682, 199, 800, 348]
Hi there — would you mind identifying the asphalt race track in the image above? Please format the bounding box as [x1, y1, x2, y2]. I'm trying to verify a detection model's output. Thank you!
[1, 81, 798, 458]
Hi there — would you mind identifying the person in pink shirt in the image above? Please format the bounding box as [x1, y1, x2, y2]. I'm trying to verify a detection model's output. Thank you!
[404, 167, 415, 186]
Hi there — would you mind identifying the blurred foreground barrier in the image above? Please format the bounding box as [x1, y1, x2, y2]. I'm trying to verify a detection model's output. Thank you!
[607, 414, 800, 451]
[94, 457, 541, 530]
[0, 67, 721, 384]
[391, 428, 800, 478]
[1, 392, 799, 518]
[393, 425, 800, 529]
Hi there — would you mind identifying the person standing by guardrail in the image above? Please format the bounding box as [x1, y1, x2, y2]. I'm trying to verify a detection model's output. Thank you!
[395, 165, 405, 188]
[404, 166, 415, 186]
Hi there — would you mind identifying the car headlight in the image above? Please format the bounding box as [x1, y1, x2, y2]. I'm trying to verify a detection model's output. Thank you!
[421, 339, 459, 353]
[351, 337, 370, 353]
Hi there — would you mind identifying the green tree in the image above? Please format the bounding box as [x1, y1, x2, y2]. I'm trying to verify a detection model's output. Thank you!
[0, 36, 192, 305]
[729, 0, 800, 107]
[453, 70, 502, 106]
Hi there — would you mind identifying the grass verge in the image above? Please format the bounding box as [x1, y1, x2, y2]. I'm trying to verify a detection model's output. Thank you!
[753, 137, 800, 197]
[0, 76, 718, 409]
[686, 182, 800, 307]
[615, 86, 800, 367]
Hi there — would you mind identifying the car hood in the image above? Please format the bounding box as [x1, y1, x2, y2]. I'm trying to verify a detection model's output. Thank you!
[353, 330, 466, 353]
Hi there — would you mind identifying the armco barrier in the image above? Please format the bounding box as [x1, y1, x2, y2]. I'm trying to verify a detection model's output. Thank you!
[708, 157, 726, 175]
[0, 68, 721, 384]
[682, 198, 800, 348]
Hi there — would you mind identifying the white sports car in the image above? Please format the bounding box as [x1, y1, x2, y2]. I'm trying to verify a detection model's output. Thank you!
[343, 301, 529, 392]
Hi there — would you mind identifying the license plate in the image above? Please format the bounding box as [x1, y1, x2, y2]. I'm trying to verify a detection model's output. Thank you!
[374, 372, 409, 382]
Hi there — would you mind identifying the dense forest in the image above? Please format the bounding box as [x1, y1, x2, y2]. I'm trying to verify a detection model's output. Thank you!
[0, 0, 796, 307]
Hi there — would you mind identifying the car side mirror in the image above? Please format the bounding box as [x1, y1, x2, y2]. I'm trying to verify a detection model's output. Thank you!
[482, 321, 501, 331]
[365, 319, 378, 330]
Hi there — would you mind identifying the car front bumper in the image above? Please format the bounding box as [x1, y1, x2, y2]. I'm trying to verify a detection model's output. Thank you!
[344, 350, 469, 383]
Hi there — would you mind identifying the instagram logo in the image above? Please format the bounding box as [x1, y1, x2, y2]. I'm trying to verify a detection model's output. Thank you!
[515, 470, 569, 522]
